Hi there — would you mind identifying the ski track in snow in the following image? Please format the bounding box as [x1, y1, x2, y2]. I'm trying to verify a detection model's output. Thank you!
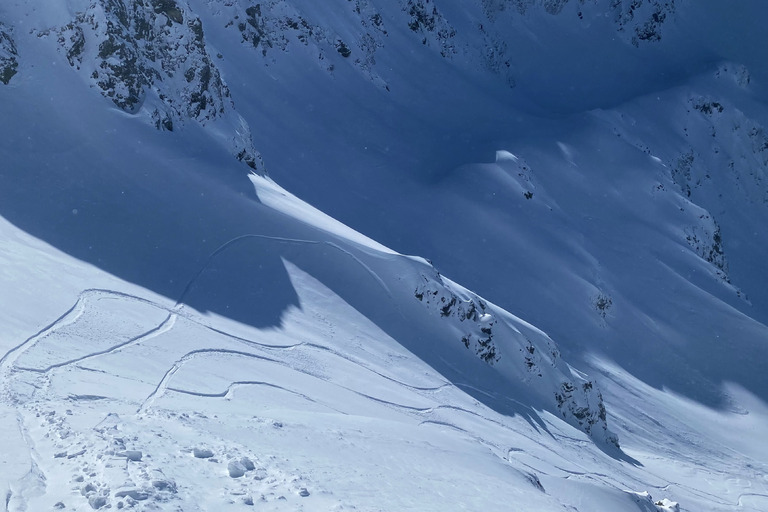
[737, 493, 768, 507]
[1, 284, 734, 512]
[137, 348, 283, 415]
[166, 380, 328, 404]
[190, 326, 452, 393]
[2, 286, 441, 412]
[176, 233, 394, 308]
[1, 284, 531, 510]
[0, 286, 377, 510]
[0, 295, 86, 386]
[14, 313, 177, 374]
[142, 345, 437, 417]
[2, 288, 171, 368]
[2, 242, 754, 510]
[323, 240, 392, 295]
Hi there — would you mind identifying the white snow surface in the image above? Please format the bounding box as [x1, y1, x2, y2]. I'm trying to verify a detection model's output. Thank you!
[2, 1, 768, 511]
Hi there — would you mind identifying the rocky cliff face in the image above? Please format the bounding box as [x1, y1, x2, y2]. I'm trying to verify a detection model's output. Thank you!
[39, 0, 263, 172]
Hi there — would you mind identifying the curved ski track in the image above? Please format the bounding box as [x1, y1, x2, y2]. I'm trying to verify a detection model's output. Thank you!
[0, 285, 630, 502]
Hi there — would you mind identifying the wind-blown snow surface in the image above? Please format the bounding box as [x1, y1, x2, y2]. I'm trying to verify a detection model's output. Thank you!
[2, 0, 768, 511]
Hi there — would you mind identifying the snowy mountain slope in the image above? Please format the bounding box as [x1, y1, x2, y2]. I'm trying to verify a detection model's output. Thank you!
[180, 0, 768, 404]
[2, 0, 768, 511]
[0, 10, 623, 508]
[3, 182, 765, 512]
[0, 237, 674, 512]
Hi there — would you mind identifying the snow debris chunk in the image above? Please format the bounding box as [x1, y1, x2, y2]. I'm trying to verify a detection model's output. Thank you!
[88, 495, 108, 509]
[151, 478, 178, 493]
[193, 447, 214, 458]
[228, 460, 247, 478]
[114, 487, 150, 501]
[117, 450, 142, 461]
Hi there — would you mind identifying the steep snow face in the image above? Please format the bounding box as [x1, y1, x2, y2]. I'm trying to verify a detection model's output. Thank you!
[606, 70, 768, 307]
[247, 172, 619, 445]
[186, 0, 734, 114]
[19, 0, 264, 171]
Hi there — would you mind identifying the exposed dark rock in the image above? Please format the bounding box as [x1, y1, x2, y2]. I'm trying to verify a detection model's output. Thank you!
[415, 276, 499, 365]
[671, 149, 694, 197]
[685, 215, 728, 277]
[610, 0, 677, 47]
[335, 39, 352, 57]
[555, 381, 616, 445]
[691, 97, 725, 116]
[0, 24, 19, 85]
[403, 0, 456, 57]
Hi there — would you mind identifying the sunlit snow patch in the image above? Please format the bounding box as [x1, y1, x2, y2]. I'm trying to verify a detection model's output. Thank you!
[249, 173, 397, 254]
[495, 150, 519, 162]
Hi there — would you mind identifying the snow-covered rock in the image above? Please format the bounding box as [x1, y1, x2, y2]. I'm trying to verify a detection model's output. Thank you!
[0, 22, 18, 84]
[414, 271, 618, 445]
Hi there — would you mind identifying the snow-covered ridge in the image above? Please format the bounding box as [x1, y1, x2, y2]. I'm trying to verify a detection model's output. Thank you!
[250, 171, 617, 445]
[414, 272, 617, 445]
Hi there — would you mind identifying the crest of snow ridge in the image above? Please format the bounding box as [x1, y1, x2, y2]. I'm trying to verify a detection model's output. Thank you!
[40, 0, 264, 172]
[0, 22, 18, 85]
[414, 272, 618, 446]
